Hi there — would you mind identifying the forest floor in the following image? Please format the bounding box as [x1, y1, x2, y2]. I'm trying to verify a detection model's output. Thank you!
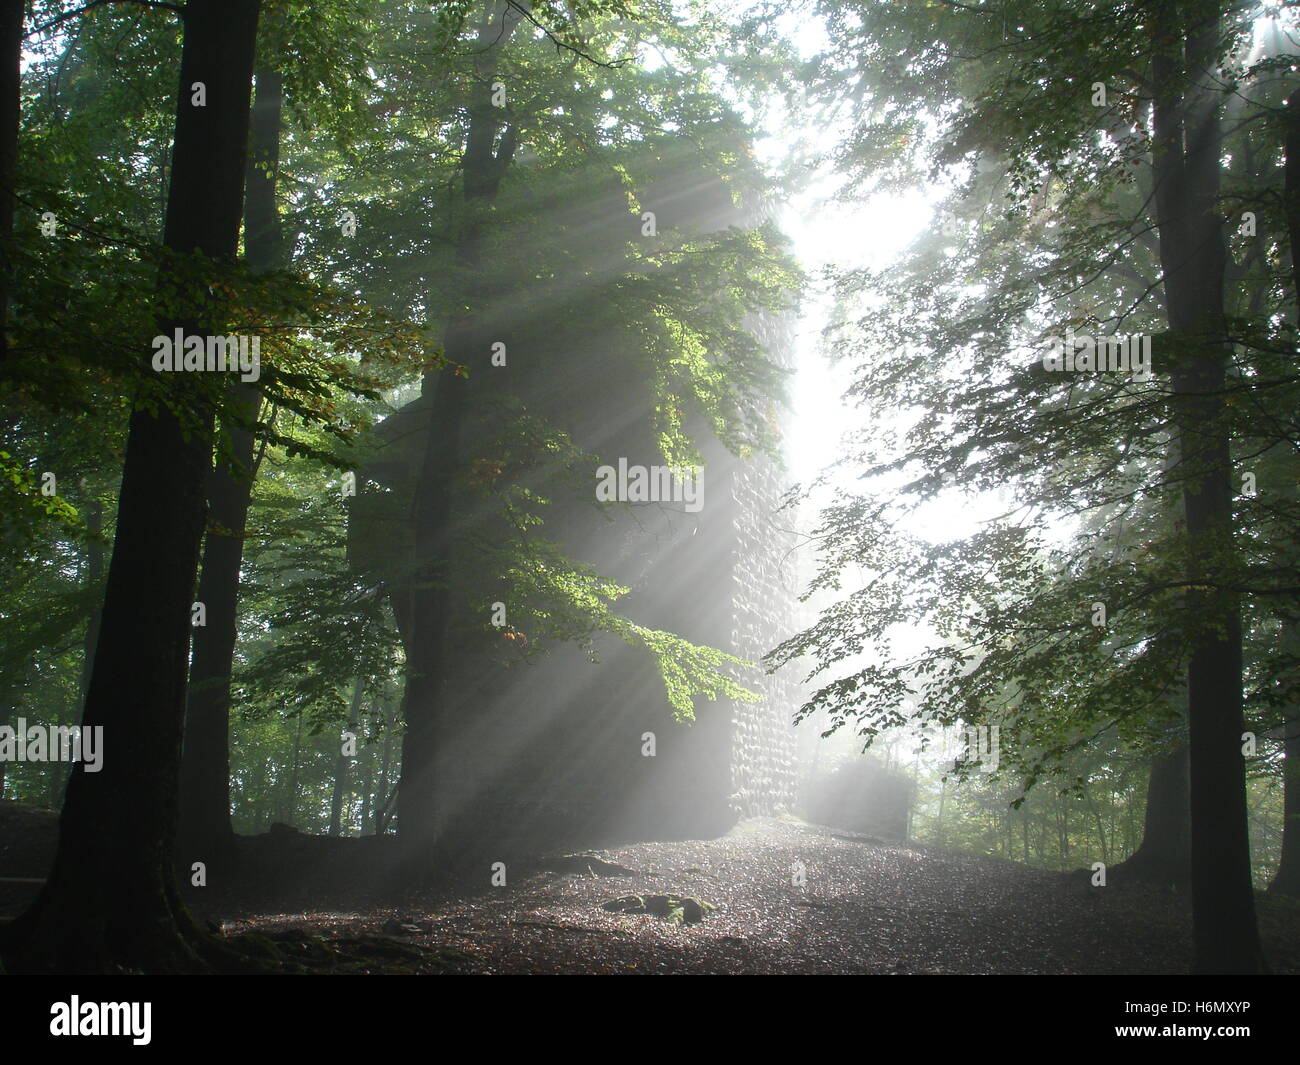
[3, 802, 1299, 973]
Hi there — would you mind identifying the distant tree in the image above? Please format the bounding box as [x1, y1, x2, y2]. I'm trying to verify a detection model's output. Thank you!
[771, 0, 1292, 972]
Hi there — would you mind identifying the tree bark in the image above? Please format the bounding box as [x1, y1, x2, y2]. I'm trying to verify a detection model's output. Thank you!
[1269, 617, 1300, 895]
[397, 0, 521, 862]
[49, 496, 106, 807]
[373, 700, 395, 833]
[1271, 719, 1300, 896]
[1148, 5, 1263, 973]
[78, 499, 104, 703]
[1114, 743, 1190, 886]
[1284, 87, 1300, 311]
[179, 63, 281, 858]
[0, 0, 261, 973]
[329, 676, 365, 836]
[1266, 104, 1300, 898]
[0, 0, 22, 364]
[282, 709, 303, 826]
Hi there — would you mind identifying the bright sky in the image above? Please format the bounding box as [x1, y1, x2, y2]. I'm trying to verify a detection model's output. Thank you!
[736, 4, 1019, 766]
[757, 119, 1009, 557]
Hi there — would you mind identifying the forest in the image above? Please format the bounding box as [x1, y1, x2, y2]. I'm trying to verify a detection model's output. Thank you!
[0, 0, 1298, 1001]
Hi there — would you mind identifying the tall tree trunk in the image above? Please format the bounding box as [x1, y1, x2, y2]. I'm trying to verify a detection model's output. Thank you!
[0, 0, 261, 973]
[1114, 743, 1191, 886]
[1266, 102, 1300, 899]
[329, 676, 365, 836]
[78, 499, 104, 703]
[1271, 719, 1300, 896]
[1057, 792, 1070, 867]
[1086, 790, 1108, 863]
[397, 0, 521, 861]
[1284, 87, 1300, 312]
[246, 753, 268, 833]
[935, 779, 947, 846]
[373, 701, 395, 834]
[359, 713, 378, 832]
[1269, 617, 1300, 895]
[283, 710, 303, 826]
[0, 0, 22, 364]
[179, 63, 281, 858]
[49, 497, 106, 807]
[1148, 6, 1263, 973]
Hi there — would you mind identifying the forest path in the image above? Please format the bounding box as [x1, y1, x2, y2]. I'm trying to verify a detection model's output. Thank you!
[227, 817, 1299, 974]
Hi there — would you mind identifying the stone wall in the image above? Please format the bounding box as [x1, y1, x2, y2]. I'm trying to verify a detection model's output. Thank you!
[724, 311, 801, 821]
[348, 129, 803, 854]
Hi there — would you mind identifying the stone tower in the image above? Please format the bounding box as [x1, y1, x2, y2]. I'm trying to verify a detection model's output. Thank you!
[348, 126, 800, 855]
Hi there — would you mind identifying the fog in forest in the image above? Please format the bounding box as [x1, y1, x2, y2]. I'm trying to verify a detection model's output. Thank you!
[0, 0, 1297, 1016]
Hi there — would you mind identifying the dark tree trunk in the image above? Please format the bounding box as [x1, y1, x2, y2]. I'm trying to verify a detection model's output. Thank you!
[1267, 104, 1300, 899]
[78, 499, 104, 701]
[1085, 791, 1108, 863]
[179, 64, 281, 859]
[1113, 744, 1190, 886]
[1284, 87, 1300, 311]
[0, 0, 22, 364]
[50, 497, 106, 807]
[373, 701, 395, 833]
[0, 0, 261, 973]
[246, 753, 268, 832]
[1268, 627, 1300, 895]
[1148, 8, 1263, 973]
[397, 0, 521, 862]
[282, 710, 303, 826]
[1270, 715, 1300, 896]
[329, 676, 365, 836]
[0, 703, 9, 798]
[1057, 792, 1070, 867]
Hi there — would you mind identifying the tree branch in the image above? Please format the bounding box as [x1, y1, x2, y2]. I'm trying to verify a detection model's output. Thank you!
[28, 0, 184, 40]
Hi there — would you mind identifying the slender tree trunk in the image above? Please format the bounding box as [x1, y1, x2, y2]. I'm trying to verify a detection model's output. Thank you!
[1284, 87, 1300, 312]
[1149, 7, 1263, 972]
[1086, 790, 1108, 863]
[329, 676, 364, 836]
[0, 701, 8, 797]
[1269, 721, 1300, 895]
[1057, 793, 1070, 868]
[359, 718, 377, 832]
[1270, 611, 1300, 895]
[374, 702, 394, 834]
[397, 0, 521, 861]
[935, 779, 947, 846]
[48, 498, 106, 807]
[0, 0, 261, 973]
[1266, 105, 1300, 899]
[282, 711, 303, 826]
[78, 499, 104, 703]
[0, 0, 22, 364]
[1114, 744, 1190, 885]
[246, 753, 268, 833]
[179, 64, 281, 857]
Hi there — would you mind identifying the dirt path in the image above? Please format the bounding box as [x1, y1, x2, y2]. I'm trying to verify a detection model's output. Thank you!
[224, 817, 1300, 974]
[7, 804, 1297, 973]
